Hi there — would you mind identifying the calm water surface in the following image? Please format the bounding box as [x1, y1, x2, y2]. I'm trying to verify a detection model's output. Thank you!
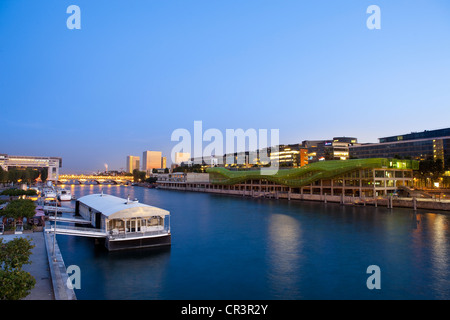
[56, 185, 450, 300]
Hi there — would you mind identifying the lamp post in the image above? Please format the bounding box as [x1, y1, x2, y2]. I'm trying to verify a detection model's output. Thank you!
[53, 184, 57, 259]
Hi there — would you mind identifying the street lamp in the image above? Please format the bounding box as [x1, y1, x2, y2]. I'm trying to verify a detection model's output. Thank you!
[53, 183, 57, 260]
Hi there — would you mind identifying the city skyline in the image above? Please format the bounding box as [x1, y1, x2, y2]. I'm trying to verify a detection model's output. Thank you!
[4, 125, 449, 175]
[1, 1, 450, 173]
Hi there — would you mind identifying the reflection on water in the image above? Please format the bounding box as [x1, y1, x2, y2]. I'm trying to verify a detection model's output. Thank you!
[56, 185, 450, 299]
[407, 212, 450, 299]
[428, 214, 450, 299]
[100, 247, 171, 300]
[267, 214, 303, 299]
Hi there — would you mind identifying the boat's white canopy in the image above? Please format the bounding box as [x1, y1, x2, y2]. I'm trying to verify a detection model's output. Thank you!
[77, 194, 169, 219]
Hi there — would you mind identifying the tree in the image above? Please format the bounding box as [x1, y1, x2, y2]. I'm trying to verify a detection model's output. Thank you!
[145, 177, 158, 184]
[24, 168, 39, 184]
[0, 169, 41, 185]
[1, 189, 38, 197]
[0, 167, 6, 184]
[172, 164, 204, 173]
[132, 169, 146, 182]
[444, 156, 450, 172]
[7, 170, 21, 184]
[418, 159, 433, 187]
[0, 237, 36, 300]
[2, 199, 36, 230]
[417, 158, 445, 188]
[40, 168, 48, 182]
[433, 159, 445, 178]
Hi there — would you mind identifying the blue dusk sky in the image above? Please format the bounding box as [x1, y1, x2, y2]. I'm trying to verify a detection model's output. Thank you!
[1, 0, 450, 173]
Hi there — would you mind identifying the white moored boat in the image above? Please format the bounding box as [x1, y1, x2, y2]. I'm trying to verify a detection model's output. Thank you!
[58, 188, 72, 201]
[42, 187, 57, 199]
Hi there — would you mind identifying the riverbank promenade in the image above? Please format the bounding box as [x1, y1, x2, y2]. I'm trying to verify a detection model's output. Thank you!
[1, 232, 54, 300]
[1, 230, 76, 300]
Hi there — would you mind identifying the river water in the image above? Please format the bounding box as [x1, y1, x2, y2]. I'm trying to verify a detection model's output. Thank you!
[55, 184, 450, 300]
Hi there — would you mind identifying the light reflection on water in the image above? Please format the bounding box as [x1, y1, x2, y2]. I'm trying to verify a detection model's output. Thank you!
[56, 185, 450, 300]
[267, 214, 303, 299]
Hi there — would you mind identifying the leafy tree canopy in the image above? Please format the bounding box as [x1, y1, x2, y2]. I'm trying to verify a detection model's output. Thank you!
[0, 237, 36, 300]
[1, 188, 37, 197]
[2, 199, 36, 220]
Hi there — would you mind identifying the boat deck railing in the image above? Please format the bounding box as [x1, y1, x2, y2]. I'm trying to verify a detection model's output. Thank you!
[45, 223, 169, 239]
[108, 227, 169, 240]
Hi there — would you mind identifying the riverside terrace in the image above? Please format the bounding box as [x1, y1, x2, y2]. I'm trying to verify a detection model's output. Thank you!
[155, 159, 447, 209]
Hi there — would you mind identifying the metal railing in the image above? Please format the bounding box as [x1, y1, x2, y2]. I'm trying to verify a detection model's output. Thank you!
[108, 227, 169, 240]
[45, 224, 107, 237]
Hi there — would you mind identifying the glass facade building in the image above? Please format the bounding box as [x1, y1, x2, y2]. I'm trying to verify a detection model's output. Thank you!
[379, 128, 450, 143]
[303, 137, 358, 162]
[189, 144, 308, 168]
[350, 128, 450, 166]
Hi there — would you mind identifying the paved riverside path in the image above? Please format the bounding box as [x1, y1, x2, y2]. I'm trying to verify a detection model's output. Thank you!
[44, 229, 77, 300]
[1, 232, 54, 300]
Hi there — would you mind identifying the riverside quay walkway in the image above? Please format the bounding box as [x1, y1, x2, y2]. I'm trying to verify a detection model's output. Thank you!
[157, 158, 450, 212]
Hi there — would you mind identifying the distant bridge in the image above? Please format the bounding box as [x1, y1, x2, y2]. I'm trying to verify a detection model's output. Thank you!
[58, 174, 134, 185]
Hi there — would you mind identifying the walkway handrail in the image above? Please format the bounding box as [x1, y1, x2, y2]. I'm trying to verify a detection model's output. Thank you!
[48, 216, 92, 224]
[45, 224, 107, 236]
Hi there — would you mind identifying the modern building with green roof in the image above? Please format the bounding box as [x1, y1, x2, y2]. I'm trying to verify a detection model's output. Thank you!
[158, 158, 418, 199]
[206, 158, 417, 198]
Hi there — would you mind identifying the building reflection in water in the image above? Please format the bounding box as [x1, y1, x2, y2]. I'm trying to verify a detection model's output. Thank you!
[411, 212, 450, 299]
[267, 213, 303, 299]
[429, 214, 450, 299]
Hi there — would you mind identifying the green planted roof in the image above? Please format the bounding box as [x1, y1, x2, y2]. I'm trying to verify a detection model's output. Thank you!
[206, 158, 418, 187]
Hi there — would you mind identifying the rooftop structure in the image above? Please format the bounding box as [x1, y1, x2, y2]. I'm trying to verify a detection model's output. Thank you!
[379, 128, 450, 143]
[207, 158, 416, 186]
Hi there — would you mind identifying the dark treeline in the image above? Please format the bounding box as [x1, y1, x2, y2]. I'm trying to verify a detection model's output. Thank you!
[0, 167, 47, 184]
[132, 169, 158, 183]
